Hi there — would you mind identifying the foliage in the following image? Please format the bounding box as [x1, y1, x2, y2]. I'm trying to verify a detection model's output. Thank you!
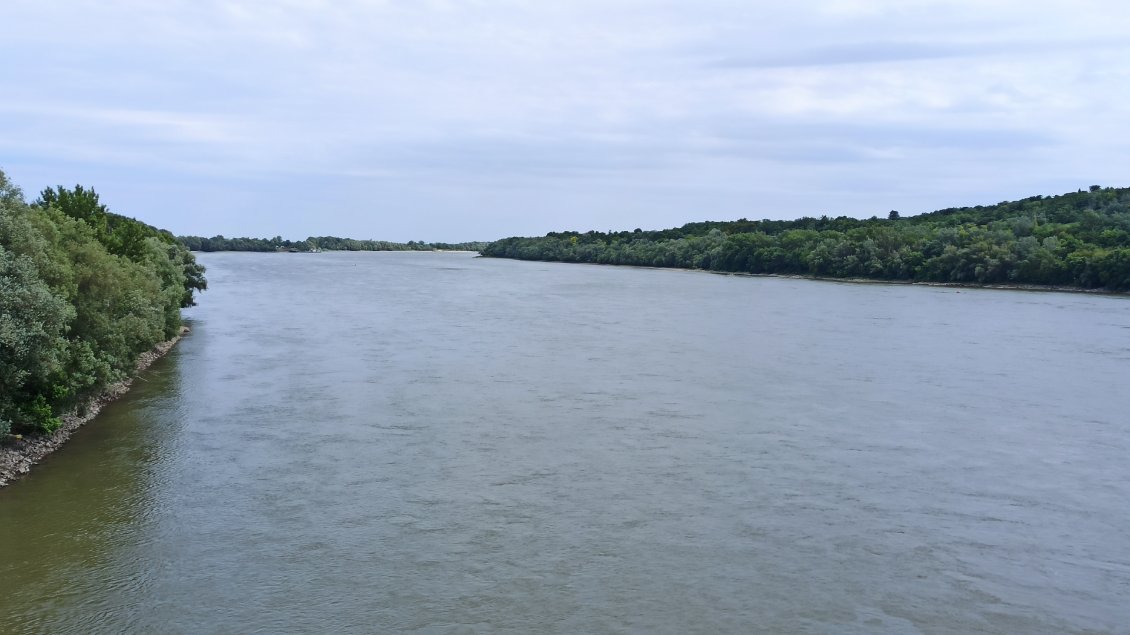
[35, 185, 206, 306]
[178, 234, 486, 253]
[1, 169, 207, 435]
[481, 186, 1130, 291]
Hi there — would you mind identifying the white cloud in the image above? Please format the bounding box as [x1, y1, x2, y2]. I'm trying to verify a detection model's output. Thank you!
[1, 0, 1128, 240]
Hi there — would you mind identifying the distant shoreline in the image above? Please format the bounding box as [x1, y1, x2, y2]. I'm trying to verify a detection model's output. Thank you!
[189, 249, 481, 254]
[0, 327, 189, 490]
[710, 270, 1125, 295]
[497, 257, 1127, 297]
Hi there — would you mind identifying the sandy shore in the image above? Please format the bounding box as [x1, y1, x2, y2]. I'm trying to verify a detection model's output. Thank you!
[0, 326, 190, 490]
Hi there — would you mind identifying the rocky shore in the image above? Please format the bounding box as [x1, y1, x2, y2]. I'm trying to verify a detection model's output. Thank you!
[0, 326, 190, 489]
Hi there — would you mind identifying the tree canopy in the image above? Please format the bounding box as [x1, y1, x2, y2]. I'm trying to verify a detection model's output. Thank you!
[1, 170, 206, 436]
[481, 186, 1130, 292]
[178, 234, 485, 253]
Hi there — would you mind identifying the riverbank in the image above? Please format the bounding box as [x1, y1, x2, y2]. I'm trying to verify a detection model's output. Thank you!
[511, 258, 1126, 296]
[0, 326, 190, 490]
[706, 270, 1126, 295]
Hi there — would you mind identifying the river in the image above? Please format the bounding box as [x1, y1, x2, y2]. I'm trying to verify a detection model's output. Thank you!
[2, 251, 1128, 634]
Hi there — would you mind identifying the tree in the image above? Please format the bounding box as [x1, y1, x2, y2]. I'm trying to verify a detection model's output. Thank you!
[0, 248, 73, 434]
[1, 168, 208, 434]
[480, 186, 1130, 290]
[0, 180, 73, 434]
[0, 170, 24, 206]
[35, 185, 109, 236]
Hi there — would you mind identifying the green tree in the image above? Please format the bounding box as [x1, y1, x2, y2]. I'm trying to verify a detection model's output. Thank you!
[35, 185, 109, 237]
[1, 168, 207, 434]
[0, 231, 73, 434]
[481, 186, 1130, 291]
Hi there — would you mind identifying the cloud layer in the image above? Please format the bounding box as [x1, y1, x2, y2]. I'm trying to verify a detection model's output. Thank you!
[2, 0, 1128, 240]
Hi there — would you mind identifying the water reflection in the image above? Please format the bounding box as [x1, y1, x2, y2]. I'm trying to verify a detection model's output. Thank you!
[0, 351, 184, 633]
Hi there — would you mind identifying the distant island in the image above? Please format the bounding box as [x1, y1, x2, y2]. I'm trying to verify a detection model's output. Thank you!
[481, 186, 1130, 292]
[179, 235, 486, 253]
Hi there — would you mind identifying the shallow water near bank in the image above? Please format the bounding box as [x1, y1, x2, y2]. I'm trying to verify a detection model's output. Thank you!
[2, 251, 1128, 634]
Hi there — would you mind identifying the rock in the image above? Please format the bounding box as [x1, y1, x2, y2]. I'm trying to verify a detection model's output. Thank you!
[0, 329, 188, 490]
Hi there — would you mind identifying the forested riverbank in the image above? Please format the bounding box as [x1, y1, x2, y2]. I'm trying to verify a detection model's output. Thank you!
[0, 169, 206, 447]
[0, 326, 187, 487]
[179, 234, 486, 253]
[482, 186, 1130, 292]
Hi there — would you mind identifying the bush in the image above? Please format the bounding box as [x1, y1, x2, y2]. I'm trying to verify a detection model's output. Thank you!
[17, 395, 61, 435]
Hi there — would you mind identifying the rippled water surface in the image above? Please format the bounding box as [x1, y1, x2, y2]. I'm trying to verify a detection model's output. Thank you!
[2, 252, 1129, 634]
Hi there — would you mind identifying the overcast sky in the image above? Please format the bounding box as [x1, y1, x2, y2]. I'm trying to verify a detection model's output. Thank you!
[2, 1, 1128, 242]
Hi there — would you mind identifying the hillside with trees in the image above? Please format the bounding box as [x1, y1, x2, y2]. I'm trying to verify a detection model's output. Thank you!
[179, 234, 485, 253]
[481, 186, 1130, 291]
[0, 169, 206, 438]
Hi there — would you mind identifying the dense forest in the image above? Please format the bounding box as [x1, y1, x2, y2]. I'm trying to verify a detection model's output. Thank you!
[179, 234, 486, 253]
[0, 169, 206, 437]
[482, 186, 1130, 291]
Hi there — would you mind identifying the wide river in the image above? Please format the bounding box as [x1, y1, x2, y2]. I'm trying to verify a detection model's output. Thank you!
[2, 252, 1128, 634]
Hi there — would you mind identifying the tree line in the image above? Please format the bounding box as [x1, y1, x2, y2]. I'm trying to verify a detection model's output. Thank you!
[481, 186, 1130, 291]
[179, 234, 486, 253]
[1, 169, 206, 437]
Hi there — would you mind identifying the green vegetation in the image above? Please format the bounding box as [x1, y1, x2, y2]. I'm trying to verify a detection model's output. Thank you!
[0, 169, 206, 437]
[179, 234, 486, 253]
[482, 186, 1130, 291]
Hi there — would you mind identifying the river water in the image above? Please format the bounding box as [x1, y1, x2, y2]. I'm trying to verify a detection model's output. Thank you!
[1, 252, 1128, 634]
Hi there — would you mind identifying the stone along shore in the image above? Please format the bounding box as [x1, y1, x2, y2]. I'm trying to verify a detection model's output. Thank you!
[0, 327, 190, 489]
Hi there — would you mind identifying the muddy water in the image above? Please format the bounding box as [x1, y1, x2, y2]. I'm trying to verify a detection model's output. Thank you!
[1, 252, 1128, 634]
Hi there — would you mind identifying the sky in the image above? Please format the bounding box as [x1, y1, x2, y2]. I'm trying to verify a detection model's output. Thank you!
[1, 1, 1128, 242]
